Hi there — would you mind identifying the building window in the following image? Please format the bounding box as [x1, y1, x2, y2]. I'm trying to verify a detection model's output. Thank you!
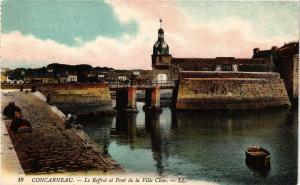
[215, 65, 222, 71]
[233, 64, 239, 71]
[157, 74, 167, 83]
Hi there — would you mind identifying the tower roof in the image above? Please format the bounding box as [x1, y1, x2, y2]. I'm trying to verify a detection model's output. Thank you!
[153, 19, 169, 55]
[158, 28, 164, 34]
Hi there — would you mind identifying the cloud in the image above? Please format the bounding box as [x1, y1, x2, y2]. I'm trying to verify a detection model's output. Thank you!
[2, 1, 297, 69]
[2, 31, 151, 69]
[74, 37, 84, 45]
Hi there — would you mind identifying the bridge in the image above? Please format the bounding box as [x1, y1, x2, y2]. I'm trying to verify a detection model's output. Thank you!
[108, 80, 175, 90]
[1, 80, 176, 115]
[109, 80, 176, 114]
[0, 80, 176, 90]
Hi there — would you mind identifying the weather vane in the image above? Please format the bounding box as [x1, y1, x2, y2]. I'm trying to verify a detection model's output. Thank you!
[160, 18, 162, 28]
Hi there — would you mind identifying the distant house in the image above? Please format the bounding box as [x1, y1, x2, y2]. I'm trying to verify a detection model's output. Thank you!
[133, 71, 140, 76]
[24, 73, 56, 84]
[0, 68, 10, 83]
[98, 74, 106, 82]
[118, 76, 128, 81]
[67, 74, 77, 83]
[59, 74, 68, 83]
[252, 46, 278, 71]
[6, 68, 26, 84]
[98, 74, 105, 78]
[7, 77, 24, 84]
[58, 73, 77, 83]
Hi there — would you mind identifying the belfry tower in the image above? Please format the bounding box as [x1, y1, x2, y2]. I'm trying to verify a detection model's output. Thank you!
[152, 19, 172, 69]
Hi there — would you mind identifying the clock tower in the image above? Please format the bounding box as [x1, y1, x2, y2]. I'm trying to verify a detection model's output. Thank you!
[152, 19, 172, 69]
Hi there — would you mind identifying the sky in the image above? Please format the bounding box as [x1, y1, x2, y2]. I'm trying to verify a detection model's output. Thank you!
[1, 0, 299, 69]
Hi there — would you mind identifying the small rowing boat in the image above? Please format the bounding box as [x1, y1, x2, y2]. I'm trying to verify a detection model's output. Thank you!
[245, 146, 270, 169]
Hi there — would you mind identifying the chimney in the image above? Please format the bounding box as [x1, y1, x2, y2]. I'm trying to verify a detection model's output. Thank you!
[253, 48, 260, 55]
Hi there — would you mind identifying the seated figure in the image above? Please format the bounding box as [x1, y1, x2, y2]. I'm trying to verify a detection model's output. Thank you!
[65, 114, 76, 129]
[3, 102, 21, 119]
[10, 110, 32, 133]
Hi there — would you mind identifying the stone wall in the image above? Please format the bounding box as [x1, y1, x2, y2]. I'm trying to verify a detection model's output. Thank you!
[152, 55, 172, 69]
[102, 69, 178, 83]
[171, 57, 273, 72]
[36, 83, 113, 113]
[274, 54, 299, 102]
[293, 55, 298, 99]
[49, 88, 111, 105]
[174, 72, 290, 110]
[136, 69, 178, 82]
[179, 71, 280, 79]
[1, 83, 32, 89]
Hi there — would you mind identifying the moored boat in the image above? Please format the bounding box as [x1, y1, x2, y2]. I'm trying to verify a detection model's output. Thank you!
[245, 146, 270, 169]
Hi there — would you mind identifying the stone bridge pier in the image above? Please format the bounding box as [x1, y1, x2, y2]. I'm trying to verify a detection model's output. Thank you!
[115, 86, 138, 114]
[143, 86, 162, 113]
[115, 85, 162, 113]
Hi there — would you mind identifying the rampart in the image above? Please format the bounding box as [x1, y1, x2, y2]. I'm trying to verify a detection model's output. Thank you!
[179, 71, 280, 79]
[275, 54, 299, 102]
[174, 72, 291, 110]
[36, 83, 113, 113]
[172, 57, 273, 71]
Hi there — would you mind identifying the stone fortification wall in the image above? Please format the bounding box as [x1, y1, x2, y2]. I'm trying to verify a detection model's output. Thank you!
[36, 83, 112, 112]
[1, 84, 32, 89]
[179, 71, 280, 79]
[293, 55, 299, 99]
[48, 88, 111, 105]
[137, 69, 178, 81]
[175, 72, 290, 110]
[171, 58, 273, 71]
[274, 55, 298, 102]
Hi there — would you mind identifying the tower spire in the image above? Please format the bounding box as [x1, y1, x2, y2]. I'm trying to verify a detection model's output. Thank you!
[160, 18, 162, 28]
[152, 18, 171, 69]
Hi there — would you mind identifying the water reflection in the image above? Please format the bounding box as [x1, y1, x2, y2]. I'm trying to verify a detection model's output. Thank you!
[80, 103, 297, 185]
[145, 112, 165, 175]
[115, 114, 137, 141]
[80, 116, 113, 146]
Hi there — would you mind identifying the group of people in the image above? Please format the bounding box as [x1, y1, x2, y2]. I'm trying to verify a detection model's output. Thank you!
[3, 101, 111, 156]
[3, 101, 83, 133]
[3, 102, 32, 133]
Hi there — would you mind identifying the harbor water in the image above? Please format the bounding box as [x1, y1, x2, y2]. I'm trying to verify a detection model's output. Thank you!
[76, 101, 297, 185]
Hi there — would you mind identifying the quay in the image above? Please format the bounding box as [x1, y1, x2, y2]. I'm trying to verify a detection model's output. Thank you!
[1, 90, 121, 175]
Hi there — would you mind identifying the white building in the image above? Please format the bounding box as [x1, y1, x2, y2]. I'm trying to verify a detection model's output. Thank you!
[118, 76, 127, 81]
[7, 78, 24, 84]
[98, 74, 105, 78]
[67, 74, 77, 83]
